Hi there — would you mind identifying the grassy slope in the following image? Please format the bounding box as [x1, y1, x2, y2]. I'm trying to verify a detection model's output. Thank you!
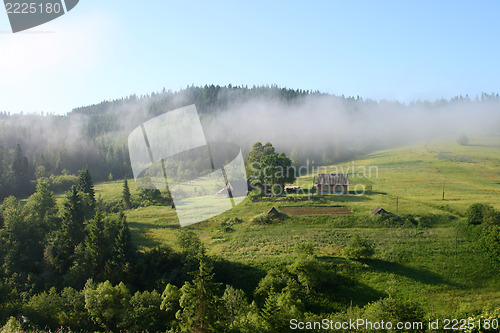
[92, 136, 500, 315]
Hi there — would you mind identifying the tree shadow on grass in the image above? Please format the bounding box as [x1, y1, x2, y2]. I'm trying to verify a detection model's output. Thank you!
[128, 222, 180, 249]
[212, 257, 267, 297]
[362, 258, 461, 288]
[319, 195, 371, 203]
[315, 256, 386, 307]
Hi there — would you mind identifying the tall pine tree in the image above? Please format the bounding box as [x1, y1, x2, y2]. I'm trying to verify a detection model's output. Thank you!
[122, 178, 131, 209]
[106, 212, 135, 283]
[45, 186, 85, 274]
[77, 167, 96, 218]
[11, 144, 30, 197]
[84, 211, 107, 278]
[177, 256, 222, 332]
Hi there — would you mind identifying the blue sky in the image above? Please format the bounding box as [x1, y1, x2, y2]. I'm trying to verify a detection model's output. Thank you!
[1, 0, 499, 114]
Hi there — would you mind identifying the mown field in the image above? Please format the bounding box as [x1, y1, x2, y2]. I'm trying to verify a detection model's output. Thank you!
[90, 136, 500, 316]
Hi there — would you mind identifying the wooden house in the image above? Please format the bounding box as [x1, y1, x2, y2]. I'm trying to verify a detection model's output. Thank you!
[317, 174, 350, 194]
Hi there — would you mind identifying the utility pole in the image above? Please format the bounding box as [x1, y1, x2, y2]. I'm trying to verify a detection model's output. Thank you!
[442, 181, 445, 200]
[455, 237, 457, 258]
[396, 197, 399, 215]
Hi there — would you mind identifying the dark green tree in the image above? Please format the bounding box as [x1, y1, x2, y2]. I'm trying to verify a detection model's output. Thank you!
[221, 285, 252, 331]
[11, 144, 30, 197]
[482, 224, 500, 271]
[177, 257, 222, 333]
[122, 178, 131, 209]
[466, 203, 493, 225]
[63, 186, 86, 245]
[77, 167, 96, 218]
[261, 291, 304, 333]
[25, 178, 57, 227]
[177, 229, 205, 276]
[342, 234, 375, 260]
[139, 188, 164, 206]
[84, 280, 131, 332]
[45, 186, 85, 273]
[78, 168, 95, 199]
[84, 211, 107, 278]
[106, 212, 135, 283]
[1, 196, 45, 277]
[363, 297, 425, 332]
[246, 142, 295, 194]
[127, 290, 168, 332]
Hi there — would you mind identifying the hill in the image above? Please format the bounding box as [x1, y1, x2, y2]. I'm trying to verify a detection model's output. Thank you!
[87, 135, 500, 316]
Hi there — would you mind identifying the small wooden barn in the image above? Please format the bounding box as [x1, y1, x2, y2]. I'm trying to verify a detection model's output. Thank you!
[372, 207, 387, 215]
[266, 207, 279, 215]
[317, 174, 350, 194]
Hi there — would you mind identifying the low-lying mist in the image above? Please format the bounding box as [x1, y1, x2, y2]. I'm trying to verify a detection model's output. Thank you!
[0, 87, 499, 183]
[203, 93, 500, 164]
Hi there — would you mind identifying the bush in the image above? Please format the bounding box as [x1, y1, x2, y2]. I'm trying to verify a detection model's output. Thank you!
[218, 220, 234, 233]
[374, 213, 417, 228]
[363, 297, 425, 332]
[342, 235, 375, 260]
[463, 308, 500, 333]
[294, 242, 315, 256]
[466, 203, 493, 225]
[251, 213, 272, 225]
[248, 190, 263, 202]
[46, 174, 78, 193]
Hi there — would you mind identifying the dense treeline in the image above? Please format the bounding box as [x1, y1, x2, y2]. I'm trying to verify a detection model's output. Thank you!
[0, 85, 320, 201]
[2, 85, 499, 202]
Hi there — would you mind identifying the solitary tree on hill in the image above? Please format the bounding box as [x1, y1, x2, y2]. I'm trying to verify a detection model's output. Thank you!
[122, 178, 131, 209]
[77, 168, 96, 204]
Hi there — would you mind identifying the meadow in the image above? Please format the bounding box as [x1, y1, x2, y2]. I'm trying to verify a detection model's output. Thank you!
[90, 136, 500, 316]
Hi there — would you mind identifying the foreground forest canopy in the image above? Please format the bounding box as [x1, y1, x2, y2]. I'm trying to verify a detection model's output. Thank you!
[0, 85, 500, 332]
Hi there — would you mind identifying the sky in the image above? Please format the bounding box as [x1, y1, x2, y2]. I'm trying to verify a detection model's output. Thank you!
[0, 0, 500, 115]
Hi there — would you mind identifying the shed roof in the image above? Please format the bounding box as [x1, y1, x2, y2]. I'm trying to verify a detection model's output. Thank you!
[372, 207, 387, 215]
[317, 174, 351, 186]
[266, 207, 279, 215]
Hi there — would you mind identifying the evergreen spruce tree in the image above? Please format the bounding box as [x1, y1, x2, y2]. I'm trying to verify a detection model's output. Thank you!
[63, 186, 85, 245]
[177, 256, 222, 333]
[78, 168, 96, 202]
[77, 167, 96, 218]
[25, 179, 57, 224]
[106, 212, 134, 283]
[46, 186, 85, 274]
[11, 144, 30, 197]
[84, 211, 107, 278]
[122, 178, 131, 209]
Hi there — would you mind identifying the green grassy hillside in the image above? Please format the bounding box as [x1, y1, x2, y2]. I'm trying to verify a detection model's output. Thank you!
[92, 136, 500, 315]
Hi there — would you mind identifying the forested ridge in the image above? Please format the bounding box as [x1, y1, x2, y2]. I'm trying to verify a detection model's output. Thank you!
[1, 84, 499, 201]
[1, 86, 500, 332]
[0, 85, 321, 200]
